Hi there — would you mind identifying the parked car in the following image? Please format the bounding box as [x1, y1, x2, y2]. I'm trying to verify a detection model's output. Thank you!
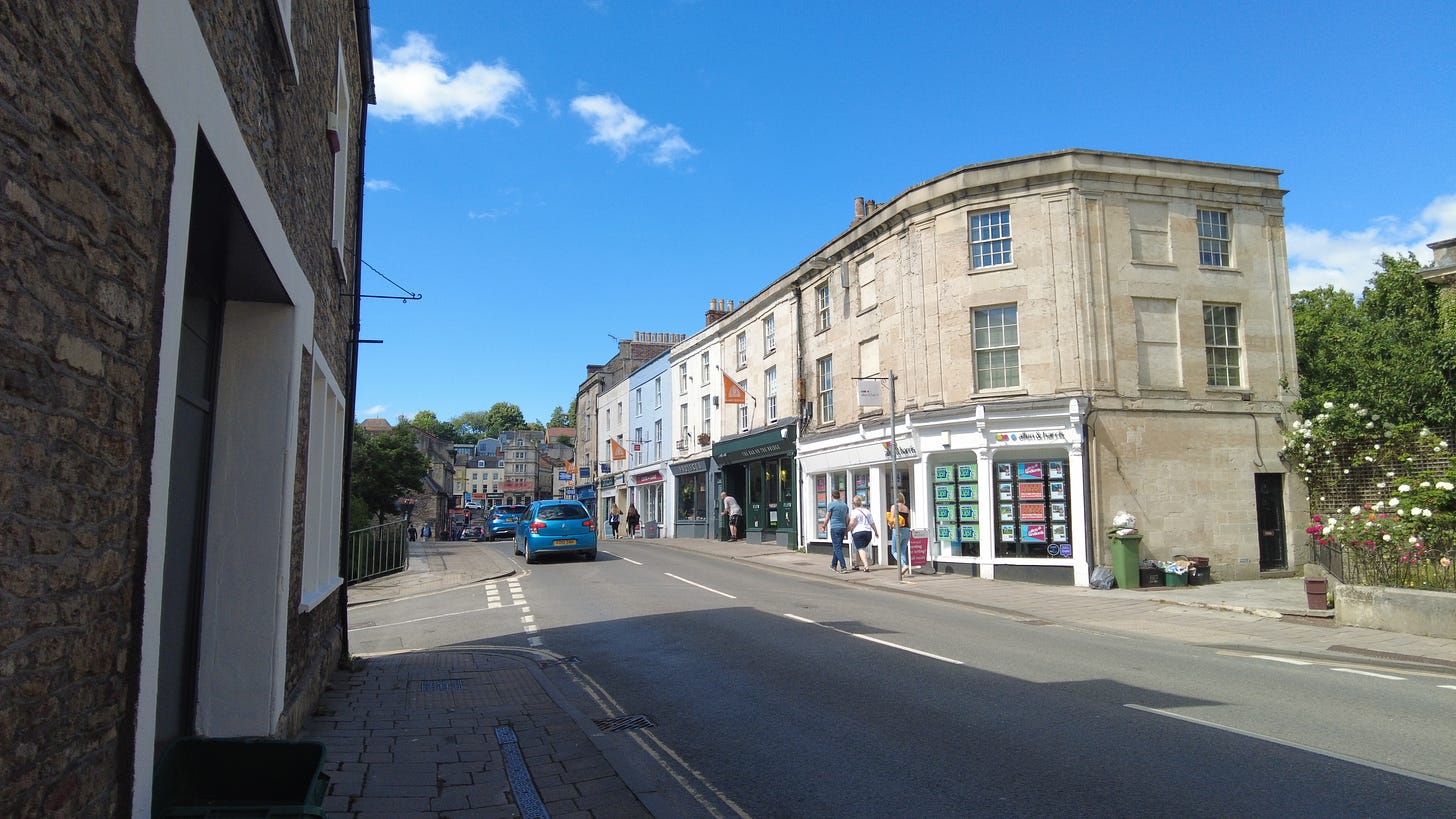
[514, 500, 597, 563]
[487, 505, 528, 540]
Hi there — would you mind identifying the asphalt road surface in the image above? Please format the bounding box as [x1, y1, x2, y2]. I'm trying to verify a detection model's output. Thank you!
[350, 539, 1456, 817]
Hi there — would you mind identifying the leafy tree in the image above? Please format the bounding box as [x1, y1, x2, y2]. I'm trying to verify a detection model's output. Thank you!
[405, 410, 459, 443]
[467, 402, 527, 439]
[452, 410, 491, 439]
[351, 423, 428, 523]
[548, 405, 571, 427]
[1291, 252, 1456, 429]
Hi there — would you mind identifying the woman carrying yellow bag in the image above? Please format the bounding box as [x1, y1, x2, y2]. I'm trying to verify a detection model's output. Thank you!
[888, 491, 911, 570]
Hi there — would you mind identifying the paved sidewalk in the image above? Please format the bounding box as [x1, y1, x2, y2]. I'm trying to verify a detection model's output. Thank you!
[311, 535, 1456, 818]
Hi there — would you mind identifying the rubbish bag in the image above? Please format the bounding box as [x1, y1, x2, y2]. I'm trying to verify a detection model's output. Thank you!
[1090, 565, 1116, 589]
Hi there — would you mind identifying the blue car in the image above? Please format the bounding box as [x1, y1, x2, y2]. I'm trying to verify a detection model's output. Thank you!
[486, 505, 527, 540]
[514, 500, 598, 563]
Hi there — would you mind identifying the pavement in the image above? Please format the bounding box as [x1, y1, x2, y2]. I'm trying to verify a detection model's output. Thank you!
[304, 535, 1456, 817]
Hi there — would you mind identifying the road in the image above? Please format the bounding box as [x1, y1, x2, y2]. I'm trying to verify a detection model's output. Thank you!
[349, 539, 1456, 817]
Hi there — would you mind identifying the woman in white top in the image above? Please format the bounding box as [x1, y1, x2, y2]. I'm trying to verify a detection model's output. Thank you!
[849, 494, 879, 572]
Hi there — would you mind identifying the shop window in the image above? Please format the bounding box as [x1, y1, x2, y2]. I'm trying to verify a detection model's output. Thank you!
[992, 458, 1071, 558]
[932, 462, 980, 557]
[813, 473, 849, 539]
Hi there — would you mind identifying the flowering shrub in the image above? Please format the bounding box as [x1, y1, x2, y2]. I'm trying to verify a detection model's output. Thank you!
[1286, 402, 1456, 590]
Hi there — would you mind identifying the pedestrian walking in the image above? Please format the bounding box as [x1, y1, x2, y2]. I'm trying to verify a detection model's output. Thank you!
[823, 490, 851, 573]
[421, 522, 432, 540]
[849, 494, 879, 571]
[889, 491, 911, 571]
[608, 504, 622, 539]
[626, 504, 641, 538]
[720, 491, 743, 540]
[407, 524, 417, 542]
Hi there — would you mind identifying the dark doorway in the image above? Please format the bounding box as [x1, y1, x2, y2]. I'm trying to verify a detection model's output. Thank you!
[1255, 473, 1287, 572]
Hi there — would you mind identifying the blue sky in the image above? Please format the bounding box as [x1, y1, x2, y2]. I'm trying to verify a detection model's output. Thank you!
[356, 0, 1456, 428]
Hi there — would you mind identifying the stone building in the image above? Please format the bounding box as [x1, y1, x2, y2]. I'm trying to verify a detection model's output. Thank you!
[0, 1, 372, 814]
[602, 151, 1302, 583]
[574, 332, 684, 520]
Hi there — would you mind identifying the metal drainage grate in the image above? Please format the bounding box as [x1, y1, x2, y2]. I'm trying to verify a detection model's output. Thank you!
[593, 714, 656, 733]
[418, 679, 466, 692]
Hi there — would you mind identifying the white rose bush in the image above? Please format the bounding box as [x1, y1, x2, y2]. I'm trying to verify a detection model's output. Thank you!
[1284, 402, 1455, 590]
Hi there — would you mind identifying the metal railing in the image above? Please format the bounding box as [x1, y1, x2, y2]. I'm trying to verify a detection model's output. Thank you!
[1312, 540, 1455, 592]
[347, 520, 409, 584]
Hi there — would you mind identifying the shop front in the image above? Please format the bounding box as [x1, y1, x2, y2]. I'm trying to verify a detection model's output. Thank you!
[669, 457, 716, 539]
[798, 399, 1091, 585]
[712, 421, 798, 548]
[628, 468, 670, 537]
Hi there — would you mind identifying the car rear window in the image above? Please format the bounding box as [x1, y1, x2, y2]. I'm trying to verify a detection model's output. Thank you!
[495, 506, 526, 516]
[537, 504, 587, 521]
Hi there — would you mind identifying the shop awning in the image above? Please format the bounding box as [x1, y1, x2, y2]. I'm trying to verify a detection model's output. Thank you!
[713, 422, 797, 467]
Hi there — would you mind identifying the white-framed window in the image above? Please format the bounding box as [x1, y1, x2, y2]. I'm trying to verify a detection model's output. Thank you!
[763, 313, 776, 353]
[302, 360, 345, 611]
[633, 427, 643, 465]
[765, 366, 778, 424]
[1197, 208, 1231, 267]
[701, 394, 712, 429]
[653, 419, 662, 461]
[816, 355, 834, 424]
[1133, 297, 1181, 387]
[329, 45, 351, 277]
[654, 376, 662, 408]
[1203, 303, 1242, 386]
[634, 387, 642, 417]
[700, 352, 710, 382]
[858, 257, 877, 310]
[736, 331, 748, 369]
[679, 403, 689, 445]
[969, 208, 1012, 268]
[973, 305, 1020, 389]
[737, 382, 749, 432]
[678, 362, 688, 394]
[816, 282, 832, 331]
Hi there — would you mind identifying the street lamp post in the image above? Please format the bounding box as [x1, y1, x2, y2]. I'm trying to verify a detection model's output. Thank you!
[856, 371, 905, 584]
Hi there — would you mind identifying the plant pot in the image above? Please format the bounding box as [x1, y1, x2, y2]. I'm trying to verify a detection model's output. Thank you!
[1304, 577, 1329, 610]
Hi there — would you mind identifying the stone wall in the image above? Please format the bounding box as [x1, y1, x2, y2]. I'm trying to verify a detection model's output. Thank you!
[0, 2, 174, 814]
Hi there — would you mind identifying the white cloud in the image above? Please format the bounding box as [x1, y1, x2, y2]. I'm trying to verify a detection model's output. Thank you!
[373, 32, 527, 125]
[570, 94, 698, 166]
[362, 404, 388, 417]
[1286, 193, 1456, 294]
[365, 179, 399, 191]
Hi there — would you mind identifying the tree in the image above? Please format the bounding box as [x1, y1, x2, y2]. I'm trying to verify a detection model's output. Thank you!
[1291, 253, 1456, 429]
[351, 423, 428, 523]
[461, 402, 526, 439]
[406, 410, 459, 443]
[548, 405, 571, 428]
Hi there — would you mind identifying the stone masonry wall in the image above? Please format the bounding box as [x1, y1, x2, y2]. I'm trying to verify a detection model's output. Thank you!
[0, 4, 173, 815]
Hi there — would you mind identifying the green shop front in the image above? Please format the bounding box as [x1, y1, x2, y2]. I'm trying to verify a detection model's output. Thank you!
[712, 421, 798, 548]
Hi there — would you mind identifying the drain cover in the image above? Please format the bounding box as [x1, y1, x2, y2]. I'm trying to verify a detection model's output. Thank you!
[418, 679, 465, 692]
[593, 714, 656, 733]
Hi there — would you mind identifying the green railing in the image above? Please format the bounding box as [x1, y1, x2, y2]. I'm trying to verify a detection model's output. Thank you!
[1313, 540, 1455, 592]
[346, 520, 409, 584]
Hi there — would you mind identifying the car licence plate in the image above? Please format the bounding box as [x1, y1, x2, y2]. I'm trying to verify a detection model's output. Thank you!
[554, 538, 577, 546]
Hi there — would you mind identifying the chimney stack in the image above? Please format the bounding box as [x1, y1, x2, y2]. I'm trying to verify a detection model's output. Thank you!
[854, 196, 865, 224]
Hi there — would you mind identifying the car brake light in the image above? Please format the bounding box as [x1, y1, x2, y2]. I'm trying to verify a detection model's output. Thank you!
[530, 520, 546, 533]
[584, 519, 596, 531]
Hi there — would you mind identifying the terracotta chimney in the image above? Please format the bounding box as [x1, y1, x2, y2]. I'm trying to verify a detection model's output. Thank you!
[854, 196, 865, 224]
